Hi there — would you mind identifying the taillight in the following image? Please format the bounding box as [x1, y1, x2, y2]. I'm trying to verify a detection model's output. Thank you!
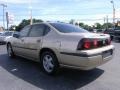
[77, 38, 98, 50]
[84, 39, 91, 49]
[107, 38, 111, 45]
[104, 32, 107, 34]
[93, 39, 98, 48]
[77, 38, 111, 50]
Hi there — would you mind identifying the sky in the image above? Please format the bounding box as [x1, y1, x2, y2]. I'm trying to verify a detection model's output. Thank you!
[0, 0, 120, 27]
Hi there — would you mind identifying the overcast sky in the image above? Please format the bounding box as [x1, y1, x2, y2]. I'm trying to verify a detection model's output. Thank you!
[0, 0, 120, 27]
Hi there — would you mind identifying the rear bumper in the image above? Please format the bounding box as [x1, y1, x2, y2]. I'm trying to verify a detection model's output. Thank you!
[60, 45, 114, 70]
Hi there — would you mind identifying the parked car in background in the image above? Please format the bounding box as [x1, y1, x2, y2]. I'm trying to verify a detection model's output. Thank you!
[6, 22, 114, 75]
[114, 29, 120, 41]
[97, 29, 103, 33]
[0, 31, 14, 44]
[89, 29, 103, 33]
[103, 29, 115, 40]
[0, 32, 4, 35]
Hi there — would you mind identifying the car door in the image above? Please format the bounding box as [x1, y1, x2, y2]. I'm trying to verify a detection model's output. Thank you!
[12, 25, 31, 56]
[23, 24, 47, 61]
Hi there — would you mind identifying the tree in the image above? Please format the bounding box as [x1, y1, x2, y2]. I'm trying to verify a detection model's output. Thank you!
[69, 19, 75, 24]
[75, 22, 79, 26]
[16, 19, 43, 31]
[79, 23, 84, 28]
[94, 23, 102, 29]
[9, 25, 16, 31]
[78, 23, 92, 31]
[32, 19, 43, 23]
[102, 23, 113, 29]
[84, 24, 90, 30]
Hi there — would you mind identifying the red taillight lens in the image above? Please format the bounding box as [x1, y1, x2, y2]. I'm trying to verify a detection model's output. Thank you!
[84, 39, 91, 49]
[77, 38, 97, 50]
[77, 39, 91, 50]
[107, 38, 111, 45]
[93, 39, 98, 48]
[77, 38, 110, 50]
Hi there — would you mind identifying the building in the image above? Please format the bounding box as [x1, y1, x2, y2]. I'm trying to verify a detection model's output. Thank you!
[0, 26, 4, 32]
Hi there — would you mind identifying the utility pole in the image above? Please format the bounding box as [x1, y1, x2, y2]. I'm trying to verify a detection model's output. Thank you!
[0, 4, 7, 29]
[30, 8, 32, 25]
[6, 12, 9, 31]
[106, 15, 109, 30]
[110, 0, 115, 29]
[104, 17, 106, 24]
[29, 0, 32, 25]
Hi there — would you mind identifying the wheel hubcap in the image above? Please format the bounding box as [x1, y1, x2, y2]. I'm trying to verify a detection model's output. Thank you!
[43, 54, 54, 73]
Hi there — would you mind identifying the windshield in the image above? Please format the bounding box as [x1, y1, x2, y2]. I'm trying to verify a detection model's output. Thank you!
[50, 23, 88, 33]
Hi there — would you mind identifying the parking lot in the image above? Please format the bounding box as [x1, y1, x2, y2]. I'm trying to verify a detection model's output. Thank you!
[0, 42, 120, 90]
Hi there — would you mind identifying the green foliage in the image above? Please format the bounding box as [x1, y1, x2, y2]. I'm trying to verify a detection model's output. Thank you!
[79, 23, 84, 27]
[69, 19, 75, 24]
[69, 19, 115, 30]
[94, 23, 102, 29]
[9, 25, 16, 31]
[16, 19, 43, 31]
[102, 23, 113, 29]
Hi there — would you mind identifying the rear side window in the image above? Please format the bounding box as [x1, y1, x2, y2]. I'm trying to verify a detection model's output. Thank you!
[43, 26, 51, 35]
[29, 24, 45, 37]
[20, 26, 31, 37]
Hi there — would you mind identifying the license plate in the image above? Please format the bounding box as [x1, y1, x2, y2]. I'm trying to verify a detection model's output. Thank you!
[102, 50, 112, 58]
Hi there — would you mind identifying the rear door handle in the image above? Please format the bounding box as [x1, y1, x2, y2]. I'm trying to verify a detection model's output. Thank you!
[21, 39, 24, 42]
[37, 39, 41, 43]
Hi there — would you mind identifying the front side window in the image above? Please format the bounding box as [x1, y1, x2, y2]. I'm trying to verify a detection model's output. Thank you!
[29, 24, 45, 37]
[20, 26, 31, 37]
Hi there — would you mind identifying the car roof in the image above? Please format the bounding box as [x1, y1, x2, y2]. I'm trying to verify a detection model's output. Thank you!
[29, 22, 66, 25]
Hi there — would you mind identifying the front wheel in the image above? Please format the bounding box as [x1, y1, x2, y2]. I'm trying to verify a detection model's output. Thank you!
[7, 44, 15, 58]
[40, 51, 59, 75]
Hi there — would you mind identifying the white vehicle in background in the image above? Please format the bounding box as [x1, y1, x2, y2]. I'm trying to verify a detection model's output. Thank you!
[0, 31, 14, 44]
[0, 32, 4, 35]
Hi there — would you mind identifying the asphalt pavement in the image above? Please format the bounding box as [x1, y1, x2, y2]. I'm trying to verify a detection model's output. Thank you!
[0, 42, 120, 90]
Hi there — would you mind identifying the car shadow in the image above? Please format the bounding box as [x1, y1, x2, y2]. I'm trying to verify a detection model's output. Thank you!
[0, 54, 104, 90]
[112, 39, 120, 43]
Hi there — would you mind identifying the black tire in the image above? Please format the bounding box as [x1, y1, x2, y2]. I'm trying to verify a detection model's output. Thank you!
[119, 38, 120, 42]
[7, 44, 15, 58]
[111, 36, 113, 40]
[40, 51, 59, 75]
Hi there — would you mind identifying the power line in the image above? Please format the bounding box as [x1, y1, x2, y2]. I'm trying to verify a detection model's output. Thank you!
[0, 13, 113, 16]
[0, 18, 119, 21]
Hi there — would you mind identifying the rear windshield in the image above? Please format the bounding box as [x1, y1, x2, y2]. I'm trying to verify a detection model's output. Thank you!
[50, 23, 88, 33]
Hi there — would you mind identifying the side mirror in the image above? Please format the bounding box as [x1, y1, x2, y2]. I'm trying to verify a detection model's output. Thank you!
[13, 33, 20, 38]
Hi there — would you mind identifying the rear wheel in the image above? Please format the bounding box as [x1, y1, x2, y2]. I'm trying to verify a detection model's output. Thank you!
[7, 44, 15, 58]
[40, 51, 59, 75]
